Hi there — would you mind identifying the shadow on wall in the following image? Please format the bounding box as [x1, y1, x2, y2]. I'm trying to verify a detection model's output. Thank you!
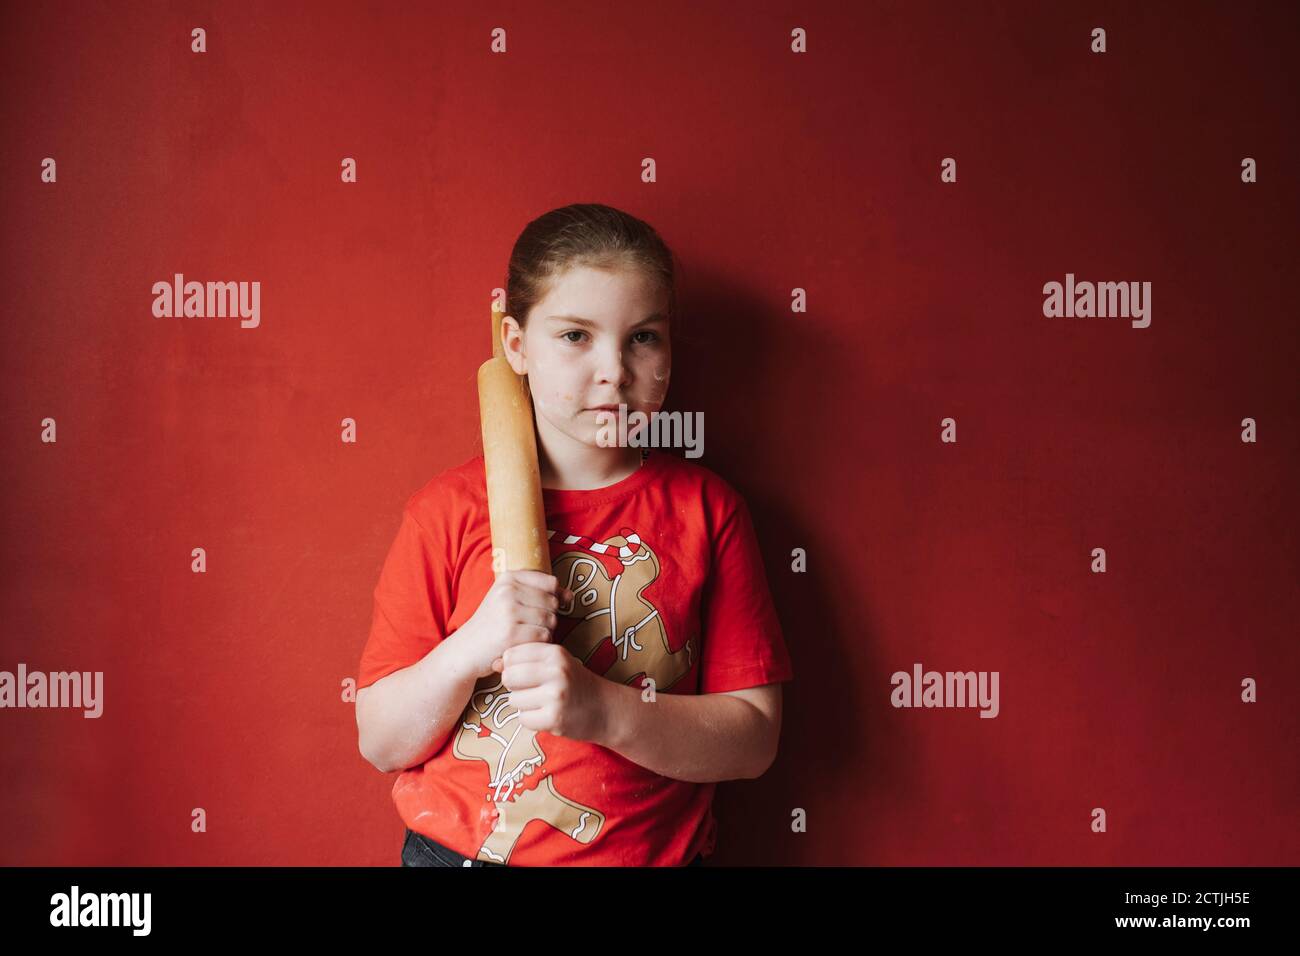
[670, 263, 916, 866]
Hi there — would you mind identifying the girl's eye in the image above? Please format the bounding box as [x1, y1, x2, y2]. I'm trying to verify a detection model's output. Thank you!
[561, 330, 660, 346]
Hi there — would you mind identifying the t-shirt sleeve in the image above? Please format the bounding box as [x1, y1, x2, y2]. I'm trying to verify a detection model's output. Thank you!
[697, 493, 794, 694]
[357, 498, 457, 690]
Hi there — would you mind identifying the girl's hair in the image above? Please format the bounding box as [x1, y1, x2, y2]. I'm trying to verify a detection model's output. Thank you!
[506, 203, 679, 332]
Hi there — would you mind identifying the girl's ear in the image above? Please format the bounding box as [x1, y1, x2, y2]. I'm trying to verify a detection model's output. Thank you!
[501, 314, 527, 375]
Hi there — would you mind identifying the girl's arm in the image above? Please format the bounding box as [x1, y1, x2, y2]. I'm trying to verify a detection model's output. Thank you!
[594, 681, 782, 784]
[355, 637, 479, 774]
[356, 570, 569, 773]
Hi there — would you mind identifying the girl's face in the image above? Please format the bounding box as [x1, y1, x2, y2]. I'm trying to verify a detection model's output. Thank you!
[503, 265, 671, 450]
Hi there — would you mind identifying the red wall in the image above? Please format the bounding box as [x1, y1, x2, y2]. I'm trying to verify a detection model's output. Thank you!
[1, 0, 1295, 865]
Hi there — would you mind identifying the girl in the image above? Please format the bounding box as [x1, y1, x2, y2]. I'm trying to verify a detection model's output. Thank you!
[355, 203, 794, 867]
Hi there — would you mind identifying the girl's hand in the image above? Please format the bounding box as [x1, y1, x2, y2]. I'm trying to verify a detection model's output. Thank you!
[449, 570, 573, 680]
[500, 641, 609, 743]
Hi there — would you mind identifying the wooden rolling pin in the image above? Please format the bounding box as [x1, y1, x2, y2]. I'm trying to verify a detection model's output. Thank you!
[478, 304, 549, 574]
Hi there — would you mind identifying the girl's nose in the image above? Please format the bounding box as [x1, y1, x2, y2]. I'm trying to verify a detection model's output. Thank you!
[595, 347, 630, 386]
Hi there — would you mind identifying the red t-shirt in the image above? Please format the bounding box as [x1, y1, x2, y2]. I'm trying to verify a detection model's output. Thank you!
[357, 449, 794, 866]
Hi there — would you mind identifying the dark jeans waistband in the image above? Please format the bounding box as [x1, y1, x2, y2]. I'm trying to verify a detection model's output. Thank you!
[401, 828, 705, 867]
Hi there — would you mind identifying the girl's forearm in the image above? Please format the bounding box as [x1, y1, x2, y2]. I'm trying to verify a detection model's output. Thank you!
[593, 679, 775, 784]
[355, 635, 479, 773]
